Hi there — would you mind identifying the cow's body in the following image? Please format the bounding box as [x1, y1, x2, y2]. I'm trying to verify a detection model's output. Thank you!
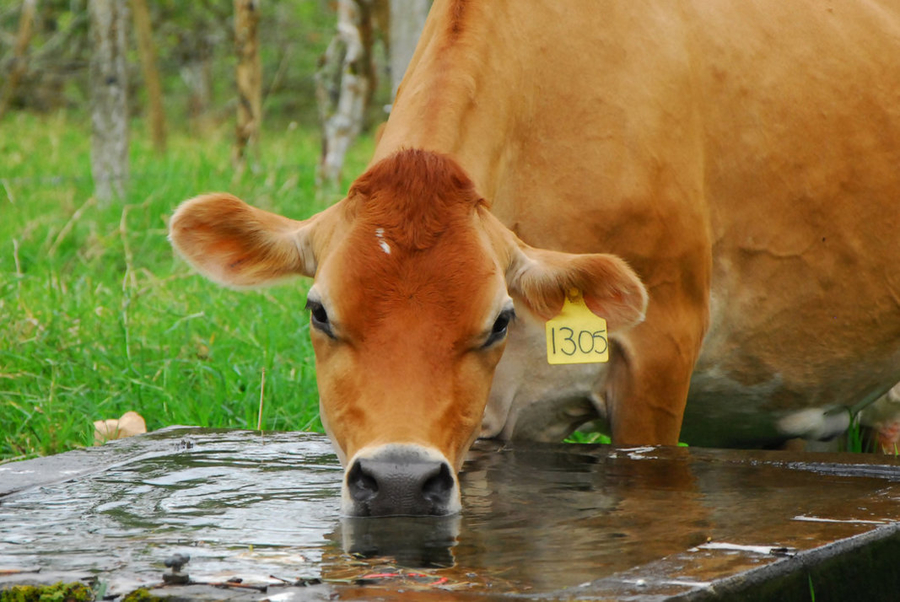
[377, 0, 900, 448]
[171, 0, 900, 515]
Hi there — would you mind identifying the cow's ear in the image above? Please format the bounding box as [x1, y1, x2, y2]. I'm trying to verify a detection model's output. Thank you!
[169, 193, 319, 287]
[506, 243, 649, 332]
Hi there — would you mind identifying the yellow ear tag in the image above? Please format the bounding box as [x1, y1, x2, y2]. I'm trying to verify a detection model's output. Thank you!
[546, 289, 609, 365]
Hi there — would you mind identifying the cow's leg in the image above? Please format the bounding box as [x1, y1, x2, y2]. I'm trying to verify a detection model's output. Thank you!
[604, 291, 708, 446]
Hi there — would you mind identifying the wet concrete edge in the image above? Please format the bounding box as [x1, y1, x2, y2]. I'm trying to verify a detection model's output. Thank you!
[521, 523, 900, 602]
[0, 426, 199, 499]
[670, 522, 900, 602]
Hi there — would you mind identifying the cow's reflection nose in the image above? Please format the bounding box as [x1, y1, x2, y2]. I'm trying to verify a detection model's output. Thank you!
[344, 446, 458, 516]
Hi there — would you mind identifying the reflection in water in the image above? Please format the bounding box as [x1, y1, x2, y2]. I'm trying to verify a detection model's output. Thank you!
[339, 516, 460, 569]
[450, 444, 710, 589]
[2, 429, 900, 596]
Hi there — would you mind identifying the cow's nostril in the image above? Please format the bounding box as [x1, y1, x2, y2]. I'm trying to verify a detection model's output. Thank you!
[343, 447, 460, 516]
[347, 460, 379, 503]
[422, 462, 454, 505]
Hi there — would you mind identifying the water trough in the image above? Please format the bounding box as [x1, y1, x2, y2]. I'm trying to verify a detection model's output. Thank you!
[1, 427, 899, 601]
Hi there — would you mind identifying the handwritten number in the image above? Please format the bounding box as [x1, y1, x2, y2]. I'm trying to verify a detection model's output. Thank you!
[593, 331, 608, 355]
[551, 328, 608, 358]
[578, 330, 595, 354]
[559, 327, 576, 355]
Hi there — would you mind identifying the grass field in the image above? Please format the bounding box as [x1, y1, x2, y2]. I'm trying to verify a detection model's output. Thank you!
[0, 111, 375, 461]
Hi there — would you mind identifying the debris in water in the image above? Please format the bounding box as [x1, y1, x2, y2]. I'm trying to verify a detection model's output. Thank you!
[162, 553, 191, 584]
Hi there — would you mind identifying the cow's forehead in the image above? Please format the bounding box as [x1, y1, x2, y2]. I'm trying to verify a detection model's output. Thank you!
[311, 149, 505, 325]
[324, 208, 502, 332]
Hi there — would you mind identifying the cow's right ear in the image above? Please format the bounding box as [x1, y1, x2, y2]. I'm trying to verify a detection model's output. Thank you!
[169, 193, 319, 287]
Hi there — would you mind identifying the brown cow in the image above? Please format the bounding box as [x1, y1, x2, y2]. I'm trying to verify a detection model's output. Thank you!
[170, 0, 900, 515]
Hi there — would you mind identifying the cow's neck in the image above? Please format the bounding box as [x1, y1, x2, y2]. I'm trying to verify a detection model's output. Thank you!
[371, 0, 522, 205]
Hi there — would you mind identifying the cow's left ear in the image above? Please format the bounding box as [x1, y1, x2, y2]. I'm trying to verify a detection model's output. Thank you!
[169, 193, 321, 288]
[505, 242, 649, 332]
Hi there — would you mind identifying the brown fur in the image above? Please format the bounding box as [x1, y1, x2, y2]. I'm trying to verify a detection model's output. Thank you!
[447, 0, 469, 38]
[171, 0, 900, 483]
[169, 193, 310, 287]
[509, 247, 648, 329]
[349, 149, 484, 252]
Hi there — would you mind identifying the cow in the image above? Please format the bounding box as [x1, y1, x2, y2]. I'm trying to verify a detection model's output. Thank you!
[169, 0, 900, 516]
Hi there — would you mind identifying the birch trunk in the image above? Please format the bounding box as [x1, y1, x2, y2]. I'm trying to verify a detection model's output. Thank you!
[131, 0, 166, 154]
[181, 45, 214, 131]
[316, 0, 374, 188]
[89, 0, 129, 203]
[388, 0, 429, 100]
[0, 0, 38, 120]
[233, 0, 262, 166]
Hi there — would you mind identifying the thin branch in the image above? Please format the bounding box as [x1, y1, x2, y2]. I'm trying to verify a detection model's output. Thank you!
[119, 203, 138, 291]
[2, 178, 15, 205]
[257, 367, 266, 431]
[12, 239, 22, 277]
[163, 311, 206, 335]
[47, 196, 96, 257]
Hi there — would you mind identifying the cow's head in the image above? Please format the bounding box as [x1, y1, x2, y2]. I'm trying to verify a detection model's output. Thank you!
[169, 149, 647, 516]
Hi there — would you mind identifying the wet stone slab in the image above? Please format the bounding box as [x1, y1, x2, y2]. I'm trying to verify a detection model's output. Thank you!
[1, 427, 899, 601]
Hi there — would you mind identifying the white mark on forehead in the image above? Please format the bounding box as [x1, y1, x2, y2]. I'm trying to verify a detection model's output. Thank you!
[375, 228, 391, 255]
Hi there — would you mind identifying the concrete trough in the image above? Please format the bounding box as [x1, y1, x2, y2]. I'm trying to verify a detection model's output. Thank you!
[1, 427, 899, 601]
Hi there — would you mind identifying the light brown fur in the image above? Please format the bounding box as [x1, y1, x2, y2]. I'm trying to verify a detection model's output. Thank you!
[171, 0, 900, 477]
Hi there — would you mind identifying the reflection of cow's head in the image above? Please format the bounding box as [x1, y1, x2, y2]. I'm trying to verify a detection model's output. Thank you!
[169, 149, 648, 516]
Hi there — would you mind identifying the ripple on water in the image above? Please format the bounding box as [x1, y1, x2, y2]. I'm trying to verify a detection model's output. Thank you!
[3, 429, 900, 595]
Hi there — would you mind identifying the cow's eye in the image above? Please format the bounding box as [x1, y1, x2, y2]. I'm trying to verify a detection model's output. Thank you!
[305, 298, 334, 338]
[484, 308, 515, 347]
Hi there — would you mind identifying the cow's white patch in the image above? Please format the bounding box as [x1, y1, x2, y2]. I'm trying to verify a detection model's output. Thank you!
[777, 407, 850, 440]
[375, 228, 391, 255]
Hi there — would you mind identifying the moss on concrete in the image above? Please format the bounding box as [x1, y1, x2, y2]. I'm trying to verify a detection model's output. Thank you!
[0, 582, 93, 602]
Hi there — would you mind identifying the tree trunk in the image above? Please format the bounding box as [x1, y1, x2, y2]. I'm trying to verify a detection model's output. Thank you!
[0, 0, 38, 120]
[233, 0, 262, 167]
[180, 43, 214, 132]
[131, 0, 166, 154]
[388, 0, 429, 100]
[315, 0, 374, 188]
[89, 0, 129, 203]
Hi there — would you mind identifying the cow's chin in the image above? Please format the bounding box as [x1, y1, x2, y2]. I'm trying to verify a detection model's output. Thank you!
[339, 444, 462, 517]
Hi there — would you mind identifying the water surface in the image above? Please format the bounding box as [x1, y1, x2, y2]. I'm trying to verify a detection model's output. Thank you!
[2, 429, 899, 597]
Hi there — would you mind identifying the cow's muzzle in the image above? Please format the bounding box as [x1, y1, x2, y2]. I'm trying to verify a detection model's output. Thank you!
[342, 445, 460, 517]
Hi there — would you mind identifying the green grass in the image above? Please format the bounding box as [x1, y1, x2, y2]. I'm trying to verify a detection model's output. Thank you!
[565, 431, 612, 445]
[0, 111, 374, 461]
[842, 411, 868, 453]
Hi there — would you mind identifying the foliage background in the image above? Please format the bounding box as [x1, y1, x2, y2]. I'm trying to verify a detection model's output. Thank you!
[0, 1, 386, 460]
[0, 0, 387, 125]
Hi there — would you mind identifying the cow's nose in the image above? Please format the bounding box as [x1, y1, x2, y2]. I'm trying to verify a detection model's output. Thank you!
[344, 446, 458, 516]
